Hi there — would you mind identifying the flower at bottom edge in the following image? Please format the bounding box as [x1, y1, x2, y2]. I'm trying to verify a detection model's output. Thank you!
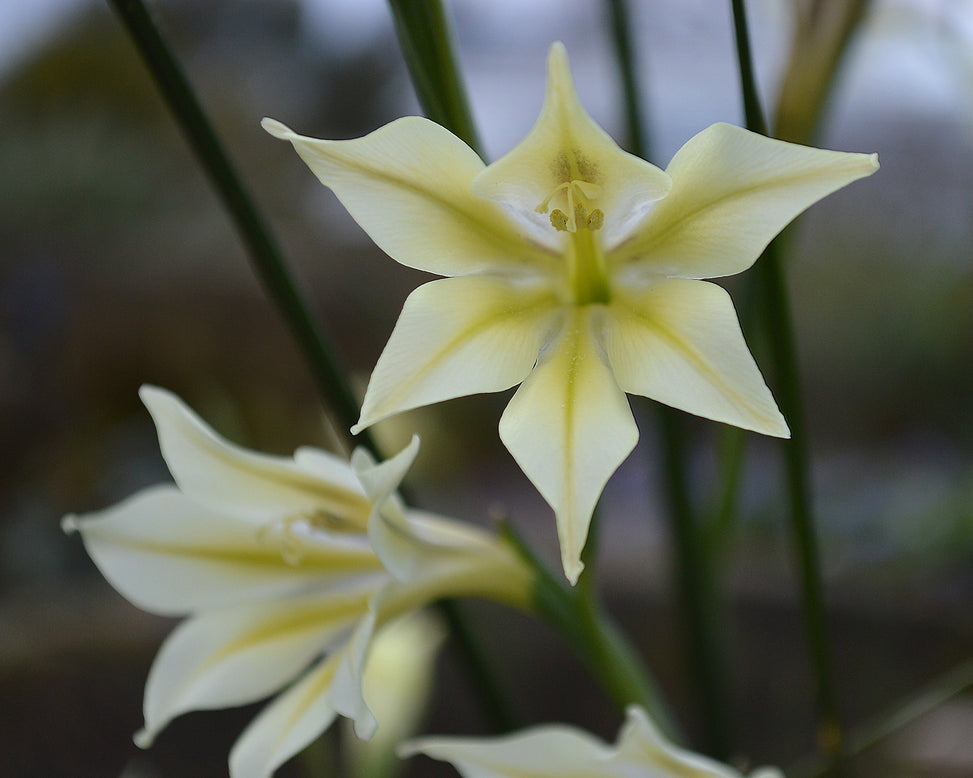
[63, 386, 531, 778]
[403, 705, 784, 778]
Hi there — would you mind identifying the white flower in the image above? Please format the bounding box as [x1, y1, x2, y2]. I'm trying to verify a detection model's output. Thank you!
[404, 704, 784, 778]
[64, 386, 531, 778]
[264, 42, 878, 584]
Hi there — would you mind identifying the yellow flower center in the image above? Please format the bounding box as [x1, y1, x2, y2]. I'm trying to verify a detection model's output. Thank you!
[536, 179, 610, 306]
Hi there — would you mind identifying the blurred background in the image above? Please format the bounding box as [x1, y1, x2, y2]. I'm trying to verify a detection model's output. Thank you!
[1, 0, 971, 775]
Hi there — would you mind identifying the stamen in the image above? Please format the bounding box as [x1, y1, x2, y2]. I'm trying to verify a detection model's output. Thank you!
[550, 209, 569, 231]
[535, 179, 603, 233]
[257, 508, 357, 565]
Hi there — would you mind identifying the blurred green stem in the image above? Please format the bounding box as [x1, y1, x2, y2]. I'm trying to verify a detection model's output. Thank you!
[107, 0, 515, 737]
[502, 520, 682, 742]
[790, 657, 973, 778]
[730, 0, 846, 772]
[387, 0, 482, 155]
[105, 0, 373, 456]
[606, 0, 731, 757]
[605, 0, 648, 155]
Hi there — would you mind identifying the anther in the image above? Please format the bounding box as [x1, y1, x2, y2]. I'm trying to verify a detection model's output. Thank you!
[550, 209, 569, 231]
[586, 209, 604, 230]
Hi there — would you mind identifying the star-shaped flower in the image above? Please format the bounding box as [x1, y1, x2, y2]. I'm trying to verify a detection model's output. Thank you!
[264, 42, 878, 583]
[404, 704, 783, 778]
[64, 387, 530, 778]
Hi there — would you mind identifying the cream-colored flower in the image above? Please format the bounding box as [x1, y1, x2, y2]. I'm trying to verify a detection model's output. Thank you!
[403, 704, 783, 778]
[64, 387, 530, 778]
[264, 42, 878, 583]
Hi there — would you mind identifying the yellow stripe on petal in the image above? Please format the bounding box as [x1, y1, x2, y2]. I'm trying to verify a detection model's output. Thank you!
[611, 123, 878, 278]
[604, 279, 789, 437]
[229, 652, 343, 778]
[499, 308, 638, 584]
[355, 276, 560, 432]
[262, 117, 554, 277]
[64, 487, 384, 616]
[141, 386, 371, 528]
[139, 591, 370, 746]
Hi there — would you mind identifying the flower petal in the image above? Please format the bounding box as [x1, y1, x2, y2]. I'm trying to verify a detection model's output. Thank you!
[354, 275, 560, 432]
[141, 386, 371, 528]
[611, 122, 878, 277]
[613, 706, 784, 777]
[499, 308, 638, 584]
[472, 42, 670, 239]
[262, 117, 553, 276]
[229, 652, 343, 778]
[135, 590, 369, 747]
[62, 486, 383, 615]
[402, 721, 613, 778]
[604, 279, 789, 437]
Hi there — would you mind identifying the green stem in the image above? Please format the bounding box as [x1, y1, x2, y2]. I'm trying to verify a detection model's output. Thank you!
[106, 0, 514, 738]
[501, 522, 681, 741]
[604, 0, 730, 756]
[105, 0, 373, 456]
[789, 657, 973, 778]
[659, 410, 731, 759]
[387, 0, 482, 155]
[604, 0, 648, 155]
[730, 0, 845, 771]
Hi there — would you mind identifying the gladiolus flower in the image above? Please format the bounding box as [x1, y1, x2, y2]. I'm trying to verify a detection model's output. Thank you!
[64, 387, 530, 778]
[264, 42, 878, 583]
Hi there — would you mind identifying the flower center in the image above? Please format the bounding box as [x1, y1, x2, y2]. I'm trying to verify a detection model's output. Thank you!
[258, 508, 362, 565]
[536, 179, 610, 306]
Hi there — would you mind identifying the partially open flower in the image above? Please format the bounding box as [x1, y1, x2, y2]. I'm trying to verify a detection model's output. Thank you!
[64, 387, 531, 778]
[265, 41, 878, 584]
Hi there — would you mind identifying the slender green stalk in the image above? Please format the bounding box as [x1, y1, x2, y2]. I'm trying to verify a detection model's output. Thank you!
[730, 0, 845, 771]
[106, 0, 515, 736]
[387, 0, 482, 154]
[106, 0, 372, 456]
[605, 0, 731, 756]
[605, 0, 648, 155]
[501, 521, 681, 741]
[789, 657, 973, 778]
[658, 411, 731, 758]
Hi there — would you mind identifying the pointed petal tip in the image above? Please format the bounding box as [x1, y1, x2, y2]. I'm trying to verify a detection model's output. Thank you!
[563, 556, 584, 586]
[60, 514, 79, 534]
[133, 728, 154, 749]
[261, 117, 293, 139]
[349, 421, 366, 436]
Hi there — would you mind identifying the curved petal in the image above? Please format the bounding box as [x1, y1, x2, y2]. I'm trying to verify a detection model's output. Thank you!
[62, 486, 383, 615]
[262, 117, 552, 276]
[227, 590, 393, 778]
[604, 279, 789, 437]
[354, 275, 560, 432]
[351, 438, 504, 584]
[611, 122, 879, 277]
[141, 386, 370, 528]
[613, 706, 784, 777]
[402, 721, 614, 778]
[229, 652, 343, 778]
[499, 308, 638, 584]
[472, 43, 670, 238]
[136, 591, 369, 747]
